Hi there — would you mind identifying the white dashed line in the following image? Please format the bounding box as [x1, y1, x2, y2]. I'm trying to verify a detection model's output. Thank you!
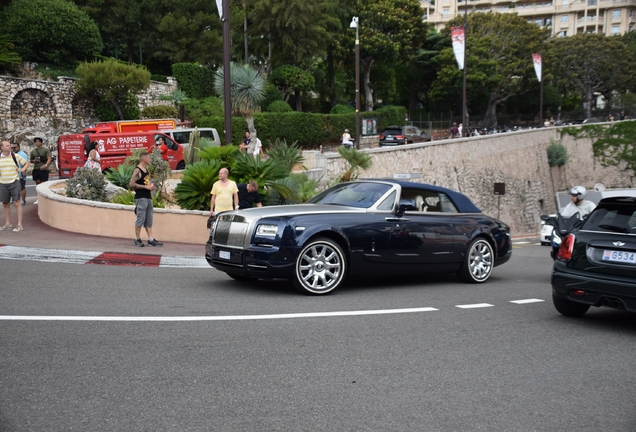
[510, 298, 545, 304]
[0, 307, 439, 322]
[455, 303, 494, 309]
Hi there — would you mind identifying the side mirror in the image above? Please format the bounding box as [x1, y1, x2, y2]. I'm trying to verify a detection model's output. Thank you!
[540, 214, 550, 221]
[397, 198, 417, 216]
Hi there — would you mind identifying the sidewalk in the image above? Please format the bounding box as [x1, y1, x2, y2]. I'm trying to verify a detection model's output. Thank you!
[0, 195, 204, 257]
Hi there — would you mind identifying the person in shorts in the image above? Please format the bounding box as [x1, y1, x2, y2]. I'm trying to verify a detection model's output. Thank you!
[0, 141, 29, 232]
[11, 142, 28, 205]
[129, 151, 163, 247]
[29, 137, 51, 204]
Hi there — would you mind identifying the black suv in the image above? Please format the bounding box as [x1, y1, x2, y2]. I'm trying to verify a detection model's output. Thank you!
[552, 196, 636, 317]
[379, 126, 430, 146]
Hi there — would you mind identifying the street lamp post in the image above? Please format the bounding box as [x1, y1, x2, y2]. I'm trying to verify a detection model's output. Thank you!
[350, 17, 360, 149]
[462, 3, 467, 136]
[216, 0, 233, 145]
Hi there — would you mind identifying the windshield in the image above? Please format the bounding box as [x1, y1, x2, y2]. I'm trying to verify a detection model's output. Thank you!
[308, 182, 393, 208]
[583, 203, 636, 234]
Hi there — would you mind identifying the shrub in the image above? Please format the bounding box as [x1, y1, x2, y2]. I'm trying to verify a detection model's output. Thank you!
[141, 105, 178, 119]
[105, 164, 134, 189]
[267, 100, 293, 113]
[174, 159, 222, 210]
[330, 104, 355, 114]
[96, 93, 140, 121]
[171, 63, 215, 99]
[65, 167, 107, 201]
[151, 74, 169, 83]
[266, 139, 304, 172]
[111, 189, 135, 205]
[261, 82, 283, 110]
[183, 96, 223, 124]
[199, 144, 240, 168]
[547, 140, 568, 167]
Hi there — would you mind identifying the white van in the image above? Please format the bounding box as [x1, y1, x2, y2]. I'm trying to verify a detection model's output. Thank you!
[161, 128, 221, 148]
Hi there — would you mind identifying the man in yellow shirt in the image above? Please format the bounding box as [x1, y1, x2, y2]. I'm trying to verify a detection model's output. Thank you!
[1, 141, 29, 232]
[210, 167, 238, 215]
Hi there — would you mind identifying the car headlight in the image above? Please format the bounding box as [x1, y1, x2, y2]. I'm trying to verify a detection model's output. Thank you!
[256, 224, 278, 237]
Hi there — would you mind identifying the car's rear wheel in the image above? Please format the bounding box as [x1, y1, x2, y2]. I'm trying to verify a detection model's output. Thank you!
[294, 237, 346, 295]
[176, 161, 186, 170]
[458, 238, 494, 283]
[552, 294, 590, 317]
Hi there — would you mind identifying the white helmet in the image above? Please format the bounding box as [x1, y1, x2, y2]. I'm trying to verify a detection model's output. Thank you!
[569, 186, 587, 202]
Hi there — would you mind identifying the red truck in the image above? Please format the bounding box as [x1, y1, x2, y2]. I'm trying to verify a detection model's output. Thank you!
[57, 131, 185, 178]
[81, 118, 176, 134]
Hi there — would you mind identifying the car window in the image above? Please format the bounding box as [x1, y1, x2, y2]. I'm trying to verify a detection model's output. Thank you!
[200, 131, 214, 139]
[382, 129, 402, 135]
[584, 205, 636, 233]
[400, 189, 458, 213]
[172, 132, 190, 144]
[308, 182, 392, 208]
[376, 190, 397, 211]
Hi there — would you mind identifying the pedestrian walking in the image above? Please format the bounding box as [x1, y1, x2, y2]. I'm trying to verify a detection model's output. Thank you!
[209, 167, 238, 215]
[0, 141, 29, 232]
[11, 142, 28, 205]
[29, 137, 51, 204]
[129, 151, 162, 247]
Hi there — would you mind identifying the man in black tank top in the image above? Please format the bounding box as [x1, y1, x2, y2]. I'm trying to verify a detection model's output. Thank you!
[128, 151, 163, 247]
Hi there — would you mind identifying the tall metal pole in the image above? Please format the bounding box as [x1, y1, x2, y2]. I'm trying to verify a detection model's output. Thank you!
[222, 0, 232, 145]
[355, 24, 361, 149]
[462, 5, 468, 136]
[539, 67, 544, 127]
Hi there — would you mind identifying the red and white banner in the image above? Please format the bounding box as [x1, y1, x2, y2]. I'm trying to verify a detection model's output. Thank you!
[451, 26, 465, 70]
[532, 53, 542, 82]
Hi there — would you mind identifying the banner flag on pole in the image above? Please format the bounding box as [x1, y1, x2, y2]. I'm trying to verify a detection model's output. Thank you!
[451, 26, 465, 70]
[215, 0, 223, 19]
[532, 53, 542, 82]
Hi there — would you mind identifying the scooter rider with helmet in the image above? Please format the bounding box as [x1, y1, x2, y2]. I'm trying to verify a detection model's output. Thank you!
[550, 186, 596, 259]
[561, 186, 596, 218]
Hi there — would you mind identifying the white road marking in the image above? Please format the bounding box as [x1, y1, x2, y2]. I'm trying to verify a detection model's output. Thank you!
[0, 246, 100, 264]
[513, 241, 531, 244]
[159, 255, 208, 268]
[455, 303, 494, 309]
[0, 307, 439, 322]
[510, 298, 545, 304]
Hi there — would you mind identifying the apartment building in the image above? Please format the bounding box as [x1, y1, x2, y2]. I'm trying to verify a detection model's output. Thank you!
[421, 0, 636, 36]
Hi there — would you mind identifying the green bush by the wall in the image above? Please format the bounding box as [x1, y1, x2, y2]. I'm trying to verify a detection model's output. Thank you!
[267, 100, 293, 113]
[141, 105, 178, 119]
[171, 63, 215, 99]
[184, 97, 223, 124]
[194, 105, 407, 148]
[96, 93, 140, 121]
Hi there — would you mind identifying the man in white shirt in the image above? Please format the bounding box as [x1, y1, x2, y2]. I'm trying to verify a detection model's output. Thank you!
[561, 186, 596, 219]
[342, 129, 354, 148]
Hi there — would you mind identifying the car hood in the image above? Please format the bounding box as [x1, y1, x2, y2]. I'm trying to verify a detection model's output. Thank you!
[234, 204, 367, 219]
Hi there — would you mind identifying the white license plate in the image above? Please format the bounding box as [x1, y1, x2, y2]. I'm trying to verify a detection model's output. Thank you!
[219, 250, 231, 260]
[602, 249, 636, 264]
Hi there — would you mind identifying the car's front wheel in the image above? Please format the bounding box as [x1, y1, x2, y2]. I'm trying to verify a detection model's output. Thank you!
[552, 294, 590, 317]
[458, 238, 494, 283]
[294, 237, 346, 295]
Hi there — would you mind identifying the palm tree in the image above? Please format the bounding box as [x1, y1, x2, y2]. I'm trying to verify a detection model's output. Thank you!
[214, 63, 265, 138]
[158, 89, 188, 121]
[338, 147, 372, 183]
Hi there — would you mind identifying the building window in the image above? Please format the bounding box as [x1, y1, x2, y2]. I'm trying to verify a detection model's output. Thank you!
[561, 15, 568, 22]
[613, 10, 621, 18]
[559, 31, 568, 36]
[588, 0, 597, 5]
[612, 25, 620, 33]
[562, 0, 569, 5]
[631, 10, 634, 17]
[443, 9, 450, 16]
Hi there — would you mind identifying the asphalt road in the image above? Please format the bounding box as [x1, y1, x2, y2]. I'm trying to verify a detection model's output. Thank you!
[1, 243, 635, 431]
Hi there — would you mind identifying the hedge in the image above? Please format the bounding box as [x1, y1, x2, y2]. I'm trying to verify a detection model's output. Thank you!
[194, 105, 407, 148]
[171, 63, 215, 99]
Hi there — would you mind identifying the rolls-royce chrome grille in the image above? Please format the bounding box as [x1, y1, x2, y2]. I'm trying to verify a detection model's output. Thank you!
[213, 215, 250, 248]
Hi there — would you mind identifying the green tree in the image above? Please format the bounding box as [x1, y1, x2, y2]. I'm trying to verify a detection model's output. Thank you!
[2, 0, 102, 65]
[76, 58, 151, 120]
[0, 34, 20, 66]
[269, 65, 316, 111]
[247, 0, 340, 69]
[337, 146, 372, 182]
[347, 0, 428, 111]
[433, 12, 548, 128]
[549, 33, 635, 119]
[214, 62, 266, 138]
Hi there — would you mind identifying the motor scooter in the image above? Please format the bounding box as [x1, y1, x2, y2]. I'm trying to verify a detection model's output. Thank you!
[542, 213, 585, 260]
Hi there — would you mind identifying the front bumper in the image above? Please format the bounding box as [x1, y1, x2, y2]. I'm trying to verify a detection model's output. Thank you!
[552, 264, 636, 312]
[205, 240, 298, 279]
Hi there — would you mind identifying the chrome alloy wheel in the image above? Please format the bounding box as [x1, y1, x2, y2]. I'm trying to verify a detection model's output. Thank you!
[466, 239, 493, 282]
[295, 238, 346, 294]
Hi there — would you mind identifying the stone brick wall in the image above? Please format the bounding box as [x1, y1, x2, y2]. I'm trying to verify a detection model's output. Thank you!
[303, 125, 634, 235]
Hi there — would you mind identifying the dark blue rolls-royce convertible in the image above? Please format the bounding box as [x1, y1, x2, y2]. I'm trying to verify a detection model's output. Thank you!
[205, 180, 512, 294]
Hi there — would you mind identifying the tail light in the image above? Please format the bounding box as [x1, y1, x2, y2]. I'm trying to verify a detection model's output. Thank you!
[380, 135, 385, 139]
[557, 234, 575, 261]
[396, 135, 405, 139]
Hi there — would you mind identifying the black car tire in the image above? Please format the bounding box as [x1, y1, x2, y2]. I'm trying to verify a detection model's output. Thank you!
[293, 237, 346, 295]
[226, 272, 257, 282]
[176, 161, 186, 170]
[552, 294, 590, 317]
[458, 238, 494, 283]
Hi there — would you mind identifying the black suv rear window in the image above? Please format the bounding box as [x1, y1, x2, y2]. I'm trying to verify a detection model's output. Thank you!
[382, 128, 403, 135]
[584, 203, 636, 234]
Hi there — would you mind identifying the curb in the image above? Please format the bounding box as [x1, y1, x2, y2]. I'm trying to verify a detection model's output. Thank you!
[0, 244, 209, 268]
